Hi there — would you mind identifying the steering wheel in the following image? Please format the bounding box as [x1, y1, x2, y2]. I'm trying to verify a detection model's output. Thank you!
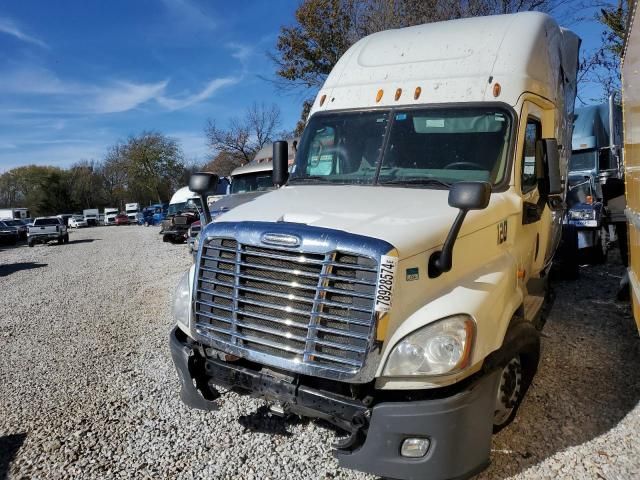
[442, 161, 485, 170]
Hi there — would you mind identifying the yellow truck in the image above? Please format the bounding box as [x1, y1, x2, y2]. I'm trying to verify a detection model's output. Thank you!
[622, 0, 640, 331]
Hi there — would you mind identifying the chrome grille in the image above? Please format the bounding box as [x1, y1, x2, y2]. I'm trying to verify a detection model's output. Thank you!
[194, 237, 378, 376]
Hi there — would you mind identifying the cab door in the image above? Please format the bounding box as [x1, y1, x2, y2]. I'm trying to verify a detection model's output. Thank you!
[516, 101, 554, 280]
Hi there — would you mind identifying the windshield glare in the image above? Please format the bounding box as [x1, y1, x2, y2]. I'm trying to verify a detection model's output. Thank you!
[291, 107, 512, 187]
[569, 149, 596, 171]
[231, 172, 273, 194]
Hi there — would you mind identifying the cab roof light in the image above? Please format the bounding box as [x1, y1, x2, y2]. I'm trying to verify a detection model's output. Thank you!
[414, 86, 422, 100]
[493, 83, 501, 97]
[319, 94, 326, 106]
[395, 88, 402, 101]
[376, 89, 384, 103]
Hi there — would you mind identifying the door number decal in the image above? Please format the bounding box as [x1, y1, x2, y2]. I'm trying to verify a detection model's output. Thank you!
[498, 220, 508, 245]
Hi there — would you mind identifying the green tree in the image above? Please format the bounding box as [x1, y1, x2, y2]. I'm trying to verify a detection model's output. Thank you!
[121, 132, 185, 204]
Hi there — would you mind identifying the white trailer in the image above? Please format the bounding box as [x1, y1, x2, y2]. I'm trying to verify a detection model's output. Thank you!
[0, 208, 30, 220]
[169, 13, 580, 480]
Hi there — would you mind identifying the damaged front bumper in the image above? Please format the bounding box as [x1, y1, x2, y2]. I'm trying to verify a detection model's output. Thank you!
[169, 326, 499, 480]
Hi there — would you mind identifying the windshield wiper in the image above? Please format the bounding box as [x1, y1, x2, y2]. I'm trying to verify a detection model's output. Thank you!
[288, 176, 332, 183]
[380, 178, 451, 188]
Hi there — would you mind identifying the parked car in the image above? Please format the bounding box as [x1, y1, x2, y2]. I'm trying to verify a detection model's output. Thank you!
[1, 219, 28, 239]
[57, 214, 74, 227]
[69, 216, 88, 228]
[27, 217, 68, 247]
[114, 213, 129, 225]
[0, 221, 19, 245]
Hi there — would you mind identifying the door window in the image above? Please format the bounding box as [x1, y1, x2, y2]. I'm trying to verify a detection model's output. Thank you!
[521, 118, 541, 192]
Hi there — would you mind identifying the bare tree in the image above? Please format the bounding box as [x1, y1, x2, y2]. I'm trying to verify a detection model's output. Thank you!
[205, 102, 282, 165]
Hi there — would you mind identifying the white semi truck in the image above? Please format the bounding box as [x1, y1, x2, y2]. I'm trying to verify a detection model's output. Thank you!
[169, 13, 580, 479]
[103, 207, 118, 225]
[125, 203, 140, 223]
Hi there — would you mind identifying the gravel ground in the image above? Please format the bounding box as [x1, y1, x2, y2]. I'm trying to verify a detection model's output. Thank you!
[0, 226, 638, 480]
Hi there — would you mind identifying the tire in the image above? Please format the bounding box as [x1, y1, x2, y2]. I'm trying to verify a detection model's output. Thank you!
[57, 237, 64, 245]
[487, 320, 540, 433]
[617, 222, 629, 267]
[64, 233, 69, 244]
[554, 224, 579, 279]
[163, 235, 170, 243]
[28, 240, 34, 247]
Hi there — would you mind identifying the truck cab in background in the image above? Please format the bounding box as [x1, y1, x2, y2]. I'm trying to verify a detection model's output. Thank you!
[169, 13, 580, 480]
[0, 208, 30, 220]
[104, 208, 118, 225]
[125, 203, 140, 224]
[83, 209, 99, 227]
[567, 99, 624, 263]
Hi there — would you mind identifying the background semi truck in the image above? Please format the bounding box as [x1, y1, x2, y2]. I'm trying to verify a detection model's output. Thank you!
[125, 203, 140, 223]
[169, 12, 580, 480]
[83, 208, 99, 226]
[103, 207, 118, 225]
[568, 100, 624, 263]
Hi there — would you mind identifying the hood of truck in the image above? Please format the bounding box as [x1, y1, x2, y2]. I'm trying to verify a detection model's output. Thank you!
[215, 185, 513, 259]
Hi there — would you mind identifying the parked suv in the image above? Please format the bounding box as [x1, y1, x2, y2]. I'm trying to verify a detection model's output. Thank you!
[0, 221, 19, 245]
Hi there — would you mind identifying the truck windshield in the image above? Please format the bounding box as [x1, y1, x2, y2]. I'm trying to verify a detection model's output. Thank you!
[231, 172, 273, 194]
[168, 199, 203, 215]
[569, 149, 596, 171]
[291, 107, 512, 187]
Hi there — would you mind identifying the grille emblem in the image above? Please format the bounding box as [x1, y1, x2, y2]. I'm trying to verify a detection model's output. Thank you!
[261, 232, 301, 248]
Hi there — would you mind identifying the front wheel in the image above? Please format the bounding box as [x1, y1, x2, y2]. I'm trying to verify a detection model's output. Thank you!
[64, 233, 69, 244]
[493, 355, 523, 432]
[28, 240, 34, 247]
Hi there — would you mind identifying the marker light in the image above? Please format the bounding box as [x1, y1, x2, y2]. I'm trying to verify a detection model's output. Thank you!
[376, 89, 384, 102]
[585, 195, 593, 204]
[414, 86, 422, 100]
[493, 83, 502, 97]
[320, 94, 326, 106]
[395, 88, 402, 101]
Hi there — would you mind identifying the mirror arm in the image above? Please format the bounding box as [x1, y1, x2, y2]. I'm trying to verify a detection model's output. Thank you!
[429, 208, 468, 278]
[198, 194, 212, 225]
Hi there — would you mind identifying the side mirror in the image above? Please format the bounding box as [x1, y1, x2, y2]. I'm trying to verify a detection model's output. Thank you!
[189, 172, 219, 224]
[448, 181, 491, 210]
[272, 141, 289, 187]
[535, 138, 562, 195]
[429, 181, 491, 278]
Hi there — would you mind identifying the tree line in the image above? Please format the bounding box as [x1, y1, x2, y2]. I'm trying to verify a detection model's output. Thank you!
[0, 1, 629, 216]
[0, 102, 286, 216]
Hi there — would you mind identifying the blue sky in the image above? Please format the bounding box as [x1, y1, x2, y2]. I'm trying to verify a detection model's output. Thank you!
[0, 1, 610, 173]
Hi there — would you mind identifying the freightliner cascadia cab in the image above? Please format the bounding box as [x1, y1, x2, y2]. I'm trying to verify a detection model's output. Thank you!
[169, 12, 580, 480]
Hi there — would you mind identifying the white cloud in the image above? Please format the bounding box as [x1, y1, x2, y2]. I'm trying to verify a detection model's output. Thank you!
[160, 0, 216, 31]
[0, 17, 49, 49]
[93, 80, 169, 113]
[156, 77, 239, 110]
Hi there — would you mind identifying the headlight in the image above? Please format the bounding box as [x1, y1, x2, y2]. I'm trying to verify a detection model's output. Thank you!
[569, 209, 595, 220]
[383, 315, 475, 376]
[172, 269, 191, 330]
